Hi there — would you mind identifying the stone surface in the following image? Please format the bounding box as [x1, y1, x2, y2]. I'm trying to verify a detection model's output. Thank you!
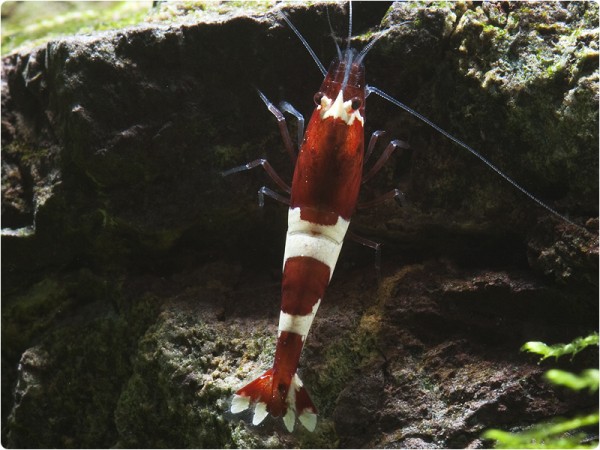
[2, 2, 598, 448]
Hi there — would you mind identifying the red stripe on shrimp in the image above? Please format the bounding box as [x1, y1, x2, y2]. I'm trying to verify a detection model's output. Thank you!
[281, 256, 330, 316]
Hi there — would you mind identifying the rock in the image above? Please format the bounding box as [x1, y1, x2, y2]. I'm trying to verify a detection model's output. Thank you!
[526, 217, 599, 286]
[1, 2, 598, 448]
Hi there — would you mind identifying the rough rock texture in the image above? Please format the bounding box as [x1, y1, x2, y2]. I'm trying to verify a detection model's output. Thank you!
[2, 2, 598, 448]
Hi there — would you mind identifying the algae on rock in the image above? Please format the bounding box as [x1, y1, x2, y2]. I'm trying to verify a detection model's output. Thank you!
[2, 1, 597, 448]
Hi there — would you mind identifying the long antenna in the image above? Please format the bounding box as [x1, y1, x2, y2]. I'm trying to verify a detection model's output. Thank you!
[347, 1, 353, 49]
[279, 11, 327, 77]
[279, 4, 585, 232]
[367, 85, 583, 230]
[356, 31, 385, 64]
[326, 5, 342, 59]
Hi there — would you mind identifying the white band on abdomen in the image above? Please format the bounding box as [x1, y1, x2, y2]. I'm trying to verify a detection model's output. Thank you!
[278, 299, 321, 337]
[283, 208, 350, 277]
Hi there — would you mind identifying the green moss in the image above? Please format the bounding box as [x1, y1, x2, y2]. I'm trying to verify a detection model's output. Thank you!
[4, 272, 160, 448]
[444, 0, 598, 218]
[229, 422, 264, 448]
[297, 419, 338, 448]
[583, 3, 599, 25]
[1, 270, 124, 360]
[480, 23, 508, 44]
[148, 0, 275, 23]
[4, 140, 51, 165]
[1, 1, 152, 55]
[307, 309, 382, 417]
[220, 0, 274, 13]
[114, 307, 252, 448]
[1, 278, 70, 359]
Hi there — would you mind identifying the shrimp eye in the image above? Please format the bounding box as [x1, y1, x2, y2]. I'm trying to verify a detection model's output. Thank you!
[351, 97, 362, 110]
[313, 92, 324, 106]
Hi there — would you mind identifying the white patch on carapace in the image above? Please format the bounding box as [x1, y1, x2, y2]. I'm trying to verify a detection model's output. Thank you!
[231, 394, 250, 413]
[283, 208, 350, 278]
[252, 401, 268, 425]
[278, 299, 321, 337]
[319, 95, 332, 110]
[319, 91, 364, 126]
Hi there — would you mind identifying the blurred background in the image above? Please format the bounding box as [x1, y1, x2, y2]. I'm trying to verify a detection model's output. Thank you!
[1, 1, 280, 56]
[1, 1, 153, 55]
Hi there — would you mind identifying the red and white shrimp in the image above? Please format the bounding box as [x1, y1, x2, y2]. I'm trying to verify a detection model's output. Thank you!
[226, 8, 379, 433]
[225, 2, 584, 433]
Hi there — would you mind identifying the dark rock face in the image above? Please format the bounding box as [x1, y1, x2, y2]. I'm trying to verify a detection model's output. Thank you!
[2, 2, 598, 448]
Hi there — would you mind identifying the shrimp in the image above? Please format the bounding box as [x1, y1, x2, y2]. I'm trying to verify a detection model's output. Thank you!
[225, 1, 590, 433]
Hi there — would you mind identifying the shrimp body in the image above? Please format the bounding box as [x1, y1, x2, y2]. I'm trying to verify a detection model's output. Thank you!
[231, 49, 366, 432]
[229, 0, 588, 436]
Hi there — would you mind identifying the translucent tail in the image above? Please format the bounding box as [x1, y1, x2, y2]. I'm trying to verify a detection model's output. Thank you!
[231, 369, 318, 432]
